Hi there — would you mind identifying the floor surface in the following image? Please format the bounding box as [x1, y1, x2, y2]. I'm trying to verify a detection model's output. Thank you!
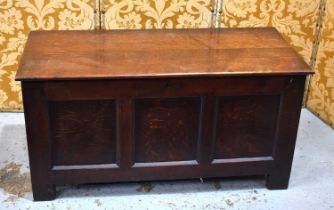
[0, 109, 333, 210]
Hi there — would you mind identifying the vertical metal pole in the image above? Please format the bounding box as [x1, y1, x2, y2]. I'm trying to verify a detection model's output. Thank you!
[93, 0, 98, 30]
[101, 0, 106, 30]
[210, 0, 216, 28]
[218, 0, 223, 29]
[303, 0, 327, 105]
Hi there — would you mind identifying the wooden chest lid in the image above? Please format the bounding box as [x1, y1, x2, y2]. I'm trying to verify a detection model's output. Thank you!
[16, 28, 313, 81]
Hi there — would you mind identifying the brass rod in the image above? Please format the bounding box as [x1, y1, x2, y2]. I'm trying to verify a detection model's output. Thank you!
[303, 0, 327, 105]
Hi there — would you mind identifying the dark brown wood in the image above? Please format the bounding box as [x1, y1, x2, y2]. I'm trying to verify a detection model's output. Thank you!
[134, 97, 201, 162]
[214, 95, 280, 159]
[16, 28, 313, 201]
[16, 28, 312, 81]
[197, 96, 216, 164]
[22, 83, 56, 201]
[117, 98, 134, 168]
[49, 100, 117, 165]
[266, 76, 306, 189]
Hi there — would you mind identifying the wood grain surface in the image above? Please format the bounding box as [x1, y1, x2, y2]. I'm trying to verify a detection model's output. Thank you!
[18, 28, 313, 200]
[16, 28, 312, 81]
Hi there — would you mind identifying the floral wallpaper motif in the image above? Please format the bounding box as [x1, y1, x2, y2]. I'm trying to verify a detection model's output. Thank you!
[219, 0, 320, 65]
[0, 0, 213, 111]
[103, 0, 212, 29]
[307, 0, 334, 127]
[0, 0, 95, 111]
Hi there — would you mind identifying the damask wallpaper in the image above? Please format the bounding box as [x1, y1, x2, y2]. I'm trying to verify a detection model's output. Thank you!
[220, 0, 319, 69]
[103, 0, 213, 29]
[0, 0, 95, 111]
[307, 0, 334, 127]
[218, 0, 321, 109]
[0, 0, 333, 128]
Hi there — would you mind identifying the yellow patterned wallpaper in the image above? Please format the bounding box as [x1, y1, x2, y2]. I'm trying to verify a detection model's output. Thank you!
[0, 0, 95, 111]
[219, 0, 319, 67]
[103, 0, 212, 29]
[307, 0, 334, 127]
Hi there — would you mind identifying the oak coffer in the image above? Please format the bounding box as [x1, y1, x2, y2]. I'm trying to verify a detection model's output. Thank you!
[16, 28, 313, 201]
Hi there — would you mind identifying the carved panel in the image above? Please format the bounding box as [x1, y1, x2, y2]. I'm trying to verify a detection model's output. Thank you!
[214, 95, 280, 159]
[134, 97, 201, 162]
[50, 100, 116, 165]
